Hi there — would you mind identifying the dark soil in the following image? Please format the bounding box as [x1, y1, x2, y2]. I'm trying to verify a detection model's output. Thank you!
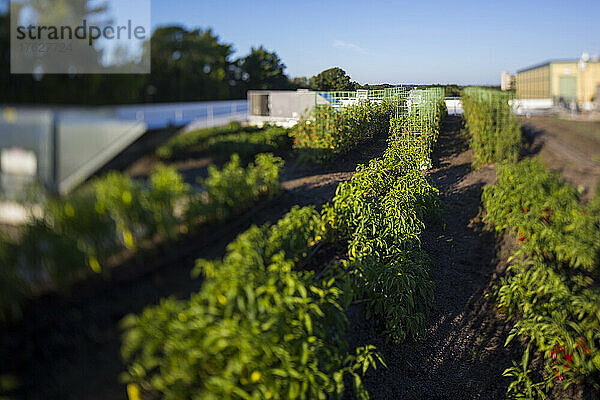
[347, 116, 525, 399]
[521, 115, 600, 200]
[3, 116, 599, 400]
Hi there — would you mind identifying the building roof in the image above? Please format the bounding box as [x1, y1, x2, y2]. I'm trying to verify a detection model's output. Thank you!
[517, 59, 580, 73]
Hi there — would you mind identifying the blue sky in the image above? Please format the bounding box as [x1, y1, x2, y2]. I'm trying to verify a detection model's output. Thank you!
[149, 0, 599, 85]
[3, 0, 599, 85]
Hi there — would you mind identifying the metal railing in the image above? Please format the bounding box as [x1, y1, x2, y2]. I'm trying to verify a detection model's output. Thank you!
[115, 100, 248, 130]
[0, 100, 250, 197]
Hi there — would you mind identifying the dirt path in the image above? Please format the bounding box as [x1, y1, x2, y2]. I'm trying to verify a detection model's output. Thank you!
[521, 116, 600, 200]
[0, 131, 390, 400]
[348, 116, 522, 399]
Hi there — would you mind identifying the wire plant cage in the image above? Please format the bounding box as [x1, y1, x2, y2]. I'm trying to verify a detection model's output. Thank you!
[314, 87, 446, 168]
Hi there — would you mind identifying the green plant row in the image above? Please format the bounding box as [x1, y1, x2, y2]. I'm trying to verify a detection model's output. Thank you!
[121, 206, 384, 400]
[119, 94, 446, 399]
[290, 100, 395, 162]
[291, 88, 445, 166]
[0, 153, 283, 320]
[318, 87, 445, 342]
[199, 125, 291, 163]
[482, 159, 600, 398]
[462, 87, 521, 168]
[389, 91, 447, 169]
[322, 127, 443, 342]
[156, 121, 270, 160]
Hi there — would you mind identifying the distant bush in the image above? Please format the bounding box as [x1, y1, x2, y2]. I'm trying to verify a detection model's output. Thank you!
[462, 88, 521, 167]
[156, 121, 263, 159]
[203, 126, 291, 162]
[157, 122, 291, 163]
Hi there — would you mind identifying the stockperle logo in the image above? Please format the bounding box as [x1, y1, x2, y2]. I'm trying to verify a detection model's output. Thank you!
[10, 0, 151, 75]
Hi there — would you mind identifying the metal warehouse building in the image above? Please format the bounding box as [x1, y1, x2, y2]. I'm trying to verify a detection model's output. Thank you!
[516, 58, 600, 108]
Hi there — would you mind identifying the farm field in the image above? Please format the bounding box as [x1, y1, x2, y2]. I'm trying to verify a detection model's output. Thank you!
[0, 107, 395, 400]
[3, 0, 600, 398]
[1, 90, 599, 400]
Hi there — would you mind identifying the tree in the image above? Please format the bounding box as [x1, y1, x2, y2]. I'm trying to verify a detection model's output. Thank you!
[290, 77, 310, 89]
[0, 0, 146, 104]
[149, 26, 233, 102]
[309, 68, 358, 91]
[0, 6, 294, 104]
[233, 46, 291, 97]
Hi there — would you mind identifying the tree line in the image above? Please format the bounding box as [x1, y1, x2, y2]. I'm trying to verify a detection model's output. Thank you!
[0, 0, 363, 107]
[0, 5, 459, 105]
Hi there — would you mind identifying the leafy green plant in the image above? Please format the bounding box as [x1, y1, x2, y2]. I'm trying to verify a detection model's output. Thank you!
[290, 101, 394, 162]
[156, 121, 263, 160]
[121, 207, 384, 399]
[187, 153, 284, 222]
[503, 345, 552, 400]
[387, 92, 446, 170]
[347, 251, 434, 342]
[0, 154, 283, 320]
[94, 171, 152, 249]
[483, 159, 600, 270]
[145, 164, 191, 239]
[321, 102, 443, 341]
[325, 162, 440, 259]
[483, 159, 600, 398]
[203, 125, 291, 162]
[462, 87, 521, 168]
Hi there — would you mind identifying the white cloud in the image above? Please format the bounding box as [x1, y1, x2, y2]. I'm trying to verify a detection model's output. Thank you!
[333, 40, 367, 54]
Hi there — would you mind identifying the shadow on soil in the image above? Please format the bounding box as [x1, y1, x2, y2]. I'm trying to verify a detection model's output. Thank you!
[346, 116, 523, 399]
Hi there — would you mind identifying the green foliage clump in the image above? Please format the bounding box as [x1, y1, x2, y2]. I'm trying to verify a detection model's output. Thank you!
[484, 159, 600, 270]
[0, 154, 283, 320]
[203, 125, 291, 162]
[323, 154, 440, 341]
[187, 153, 284, 222]
[320, 95, 443, 341]
[309, 68, 358, 91]
[156, 121, 262, 159]
[290, 101, 394, 162]
[483, 158, 600, 397]
[462, 87, 521, 168]
[121, 206, 384, 400]
[157, 121, 290, 162]
[386, 89, 446, 169]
